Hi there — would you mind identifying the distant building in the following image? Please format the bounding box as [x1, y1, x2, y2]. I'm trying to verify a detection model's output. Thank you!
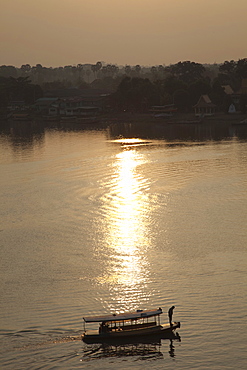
[222, 85, 234, 95]
[35, 88, 112, 117]
[193, 95, 216, 116]
[34, 98, 59, 114]
[48, 95, 110, 117]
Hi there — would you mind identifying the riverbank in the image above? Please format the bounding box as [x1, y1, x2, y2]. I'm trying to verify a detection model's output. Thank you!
[100, 112, 247, 125]
[1, 111, 246, 127]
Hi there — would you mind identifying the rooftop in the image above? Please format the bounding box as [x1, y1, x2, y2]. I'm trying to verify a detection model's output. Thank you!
[83, 308, 163, 323]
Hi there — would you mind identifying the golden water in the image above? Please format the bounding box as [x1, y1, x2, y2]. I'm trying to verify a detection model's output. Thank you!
[0, 121, 247, 369]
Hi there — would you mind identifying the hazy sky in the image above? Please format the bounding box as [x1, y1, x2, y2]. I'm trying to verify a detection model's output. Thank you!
[1, 0, 246, 67]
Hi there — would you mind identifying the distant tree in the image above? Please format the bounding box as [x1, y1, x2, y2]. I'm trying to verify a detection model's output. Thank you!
[76, 64, 85, 81]
[101, 66, 108, 76]
[158, 65, 165, 77]
[239, 94, 247, 114]
[219, 60, 236, 75]
[90, 76, 121, 92]
[222, 94, 233, 113]
[21, 64, 31, 75]
[167, 61, 206, 84]
[114, 76, 159, 112]
[112, 64, 119, 76]
[0, 65, 17, 78]
[103, 64, 119, 77]
[42, 80, 67, 91]
[35, 64, 43, 72]
[134, 65, 141, 75]
[161, 75, 188, 97]
[173, 89, 190, 112]
[71, 66, 77, 75]
[32, 64, 44, 84]
[0, 76, 42, 106]
[236, 58, 247, 79]
[124, 65, 131, 75]
[86, 69, 91, 83]
[10, 76, 32, 98]
[150, 66, 158, 80]
[218, 59, 247, 90]
[211, 79, 226, 108]
[63, 65, 73, 80]
[95, 61, 102, 76]
[106, 65, 112, 75]
[188, 79, 212, 106]
[91, 64, 97, 79]
[0, 77, 10, 107]
[25, 83, 43, 103]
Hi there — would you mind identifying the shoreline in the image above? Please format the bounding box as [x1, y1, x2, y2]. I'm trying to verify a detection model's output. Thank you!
[1, 112, 247, 126]
[100, 112, 247, 125]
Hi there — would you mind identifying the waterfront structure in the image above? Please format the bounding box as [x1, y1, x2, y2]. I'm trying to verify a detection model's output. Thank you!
[193, 95, 216, 116]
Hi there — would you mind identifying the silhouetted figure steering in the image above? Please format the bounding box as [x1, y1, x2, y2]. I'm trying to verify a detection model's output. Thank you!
[168, 306, 175, 327]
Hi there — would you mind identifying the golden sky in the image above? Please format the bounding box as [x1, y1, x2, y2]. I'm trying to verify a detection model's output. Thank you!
[1, 0, 246, 67]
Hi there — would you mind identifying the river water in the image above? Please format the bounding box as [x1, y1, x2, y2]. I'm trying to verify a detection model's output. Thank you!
[0, 119, 247, 369]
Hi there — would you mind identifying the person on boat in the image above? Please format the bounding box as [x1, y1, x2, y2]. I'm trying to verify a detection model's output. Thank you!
[168, 306, 175, 326]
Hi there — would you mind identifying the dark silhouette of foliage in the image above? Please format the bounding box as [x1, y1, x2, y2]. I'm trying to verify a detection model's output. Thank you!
[222, 94, 233, 114]
[114, 77, 159, 112]
[0, 76, 43, 107]
[236, 58, 247, 79]
[21, 64, 31, 75]
[219, 60, 236, 74]
[91, 76, 122, 92]
[166, 61, 206, 84]
[239, 94, 247, 114]
[188, 79, 212, 106]
[95, 61, 102, 73]
[124, 65, 132, 75]
[218, 58, 247, 90]
[0, 65, 18, 78]
[173, 89, 190, 112]
[152, 76, 188, 106]
[0, 59, 246, 113]
[211, 79, 226, 108]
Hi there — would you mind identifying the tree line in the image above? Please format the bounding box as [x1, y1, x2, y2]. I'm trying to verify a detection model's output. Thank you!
[113, 59, 246, 113]
[0, 59, 247, 113]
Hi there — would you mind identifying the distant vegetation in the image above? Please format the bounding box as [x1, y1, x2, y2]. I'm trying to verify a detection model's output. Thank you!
[0, 59, 247, 113]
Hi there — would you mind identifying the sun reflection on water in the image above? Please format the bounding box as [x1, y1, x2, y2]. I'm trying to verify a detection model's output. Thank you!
[97, 143, 153, 312]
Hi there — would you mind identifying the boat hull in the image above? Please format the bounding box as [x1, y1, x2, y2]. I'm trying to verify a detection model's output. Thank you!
[82, 322, 180, 344]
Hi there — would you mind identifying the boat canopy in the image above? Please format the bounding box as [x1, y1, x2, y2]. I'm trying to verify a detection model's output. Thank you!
[83, 308, 163, 323]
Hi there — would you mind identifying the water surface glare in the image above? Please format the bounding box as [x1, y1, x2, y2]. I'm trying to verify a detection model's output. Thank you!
[0, 121, 247, 369]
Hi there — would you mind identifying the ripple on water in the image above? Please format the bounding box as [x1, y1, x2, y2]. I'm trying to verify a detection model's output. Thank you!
[0, 129, 247, 369]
